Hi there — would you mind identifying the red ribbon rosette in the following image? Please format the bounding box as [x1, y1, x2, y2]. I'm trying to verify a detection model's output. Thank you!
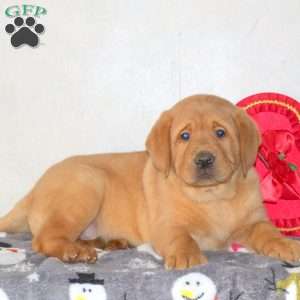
[237, 93, 300, 236]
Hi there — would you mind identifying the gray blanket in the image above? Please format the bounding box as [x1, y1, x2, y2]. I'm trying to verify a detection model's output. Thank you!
[0, 233, 296, 300]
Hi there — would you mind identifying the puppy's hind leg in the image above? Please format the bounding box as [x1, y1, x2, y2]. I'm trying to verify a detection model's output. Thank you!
[0, 194, 32, 233]
[31, 185, 104, 263]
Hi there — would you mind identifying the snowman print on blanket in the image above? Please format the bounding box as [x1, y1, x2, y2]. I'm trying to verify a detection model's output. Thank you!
[0, 244, 26, 266]
[171, 273, 217, 300]
[0, 288, 9, 300]
[69, 273, 107, 300]
[265, 262, 300, 300]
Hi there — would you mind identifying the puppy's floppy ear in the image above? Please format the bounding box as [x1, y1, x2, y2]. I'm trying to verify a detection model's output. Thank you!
[146, 110, 173, 176]
[235, 108, 261, 177]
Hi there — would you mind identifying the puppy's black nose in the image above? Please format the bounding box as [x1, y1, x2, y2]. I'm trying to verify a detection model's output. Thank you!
[194, 151, 215, 168]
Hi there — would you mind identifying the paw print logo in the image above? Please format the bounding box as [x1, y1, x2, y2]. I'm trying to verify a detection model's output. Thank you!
[5, 17, 45, 48]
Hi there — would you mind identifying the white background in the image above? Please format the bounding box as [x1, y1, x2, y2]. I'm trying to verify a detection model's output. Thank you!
[1, 0, 300, 215]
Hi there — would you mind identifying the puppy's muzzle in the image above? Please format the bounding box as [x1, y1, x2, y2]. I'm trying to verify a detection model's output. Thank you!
[194, 151, 215, 169]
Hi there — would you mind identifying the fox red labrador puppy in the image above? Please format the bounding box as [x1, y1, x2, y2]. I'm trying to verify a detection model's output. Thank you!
[1, 95, 299, 269]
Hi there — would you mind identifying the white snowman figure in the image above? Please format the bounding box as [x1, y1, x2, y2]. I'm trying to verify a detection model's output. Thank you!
[0, 247, 26, 266]
[172, 272, 217, 300]
[275, 262, 300, 300]
[0, 288, 10, 300]
[69, 273, 107, 300]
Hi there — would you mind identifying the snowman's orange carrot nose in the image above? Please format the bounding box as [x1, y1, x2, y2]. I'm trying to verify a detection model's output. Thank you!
[180, 289, 194, 299]
[74, 295, 86, 300]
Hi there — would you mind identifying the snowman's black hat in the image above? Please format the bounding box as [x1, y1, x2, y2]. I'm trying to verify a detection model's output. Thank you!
[69, 273, 104, 285]
[282, 261, 300, 269]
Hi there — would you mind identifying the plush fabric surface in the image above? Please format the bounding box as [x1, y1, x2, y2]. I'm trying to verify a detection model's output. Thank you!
[0, 233, 295, 299]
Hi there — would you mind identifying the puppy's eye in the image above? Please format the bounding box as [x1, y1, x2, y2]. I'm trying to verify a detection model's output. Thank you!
[215, 128, 225, 138]
[180, 132, 190, 141]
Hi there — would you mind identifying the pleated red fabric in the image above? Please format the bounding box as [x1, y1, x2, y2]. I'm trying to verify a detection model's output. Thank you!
[237, 93, 300, 236]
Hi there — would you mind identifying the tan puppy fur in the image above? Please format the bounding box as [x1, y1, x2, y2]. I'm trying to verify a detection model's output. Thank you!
[1, 95, 300, 269]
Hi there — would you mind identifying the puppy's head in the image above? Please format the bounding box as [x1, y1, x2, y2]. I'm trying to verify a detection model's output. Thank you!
[146, 95, 260, 186]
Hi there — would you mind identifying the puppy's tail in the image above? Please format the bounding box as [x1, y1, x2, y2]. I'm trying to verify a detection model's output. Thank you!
[0, 193, 32, 233]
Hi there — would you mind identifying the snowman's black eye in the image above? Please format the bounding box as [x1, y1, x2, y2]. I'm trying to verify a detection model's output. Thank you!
[180, 132, 190, 141]
[88, 289, 92, 292]
[196, 281, 200, 285]
[82, 288, 86, 293]
[185, 281, 190, 285]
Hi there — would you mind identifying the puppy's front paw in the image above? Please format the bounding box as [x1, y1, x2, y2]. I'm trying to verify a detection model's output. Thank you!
[62, 243, 97, 263]
[164, 250, 207, 270]
[260, 238, 300, 262]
